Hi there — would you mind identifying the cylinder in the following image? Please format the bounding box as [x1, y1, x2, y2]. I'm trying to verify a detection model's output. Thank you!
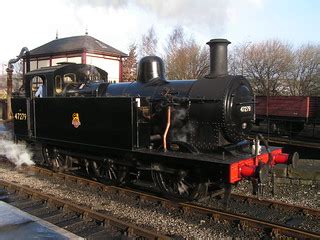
[206, 39, 231, 78]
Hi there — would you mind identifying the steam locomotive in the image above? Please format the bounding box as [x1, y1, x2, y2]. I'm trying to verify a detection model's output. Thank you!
[12, 39, 290, 200]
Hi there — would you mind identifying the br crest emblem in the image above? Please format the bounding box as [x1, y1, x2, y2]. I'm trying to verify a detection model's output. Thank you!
[72, 113, 81, 128]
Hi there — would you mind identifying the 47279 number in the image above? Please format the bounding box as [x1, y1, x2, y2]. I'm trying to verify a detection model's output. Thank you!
[14, 113, 27, 120]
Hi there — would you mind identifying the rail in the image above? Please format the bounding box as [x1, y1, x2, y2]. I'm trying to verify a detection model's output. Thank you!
[0, 178, 169, 240]
[15, 166, 320, 239]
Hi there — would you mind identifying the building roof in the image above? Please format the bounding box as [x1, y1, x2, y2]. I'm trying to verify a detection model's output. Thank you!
[29, 35, 127, 58]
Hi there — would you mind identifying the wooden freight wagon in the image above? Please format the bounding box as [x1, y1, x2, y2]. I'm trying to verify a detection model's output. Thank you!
[255, 96, 319, 122]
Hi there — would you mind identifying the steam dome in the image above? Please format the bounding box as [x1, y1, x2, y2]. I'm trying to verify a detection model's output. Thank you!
[137, 56, 166, 83]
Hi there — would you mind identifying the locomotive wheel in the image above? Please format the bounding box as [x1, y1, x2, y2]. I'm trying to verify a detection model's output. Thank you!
[151, 170, 208, 200]
[153, 142, 206, 199]
[81, 158, 90, 175]
[41, 146, 70, 171]
[90, 159, 127, 184]
[41, 146, 54, 167]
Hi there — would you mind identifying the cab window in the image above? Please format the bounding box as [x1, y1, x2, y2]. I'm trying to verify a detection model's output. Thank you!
[55, 75, 63, 94]
[31, 76, 44, 97]
[64, 73, 76, 83]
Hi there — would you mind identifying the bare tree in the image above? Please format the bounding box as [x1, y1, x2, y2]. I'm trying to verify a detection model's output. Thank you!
[315, 76, 320, 96]
[140, 27, 158, 57]
[164, 26, 209, 80]
[229, 42, 251, 76]
[122, 43, 138, 82]
[230, 40, 293, 96]
[286, 44, 320, 96]
[13, 60, 24, 91]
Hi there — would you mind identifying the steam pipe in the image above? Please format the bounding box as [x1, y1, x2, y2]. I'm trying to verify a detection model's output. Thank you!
[206, 39, 231, 78]
[163, 106, 171, 152]
[7, 47, 29, 69]
[6, 47, 29, 120]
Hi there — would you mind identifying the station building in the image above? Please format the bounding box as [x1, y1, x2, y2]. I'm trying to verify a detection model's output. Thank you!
[23, 34, 127, 83]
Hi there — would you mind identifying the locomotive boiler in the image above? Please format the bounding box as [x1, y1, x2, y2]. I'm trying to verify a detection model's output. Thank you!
[12, 39, 290, 200]
[106, 39, 253, 150]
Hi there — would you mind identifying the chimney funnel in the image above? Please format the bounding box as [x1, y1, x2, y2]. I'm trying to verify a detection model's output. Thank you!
[207, 39, 231, 78]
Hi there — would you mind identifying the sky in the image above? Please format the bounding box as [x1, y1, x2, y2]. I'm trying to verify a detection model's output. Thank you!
[0, 0, 319, 72]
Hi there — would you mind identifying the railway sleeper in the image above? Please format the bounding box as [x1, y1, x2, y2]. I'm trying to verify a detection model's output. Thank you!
[0, 189, 10, 201]
[33, 208, 63, 219]
[19, 201, 47, 212]
[43, 212, 79, 225]
[26, 205, 58, 217]
[86, 228, 125, 240]
[10, 199, 43, 209]
[69, 221, 105, 238]
[55, 216, 84, 228]
[62, 219, 92, 232]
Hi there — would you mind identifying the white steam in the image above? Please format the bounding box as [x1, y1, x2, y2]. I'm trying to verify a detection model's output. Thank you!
[172, 122, 195, 142]
[72, 0, 231, 32]
[171, 108, 195, 142]
[0, 140, 34, 166]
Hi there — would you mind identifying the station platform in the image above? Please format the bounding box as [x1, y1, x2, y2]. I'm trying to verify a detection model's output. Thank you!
[0, 201, 83, 240]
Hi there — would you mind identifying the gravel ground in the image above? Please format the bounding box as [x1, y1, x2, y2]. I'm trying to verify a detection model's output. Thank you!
[199, 182, 320, 233]
[0, 160, 319, 239]
[232, 179, 320, 209]
[0, 161, 263, 239]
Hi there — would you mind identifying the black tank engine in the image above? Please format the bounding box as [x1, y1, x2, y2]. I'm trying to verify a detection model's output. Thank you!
[12, 39, 289, 200]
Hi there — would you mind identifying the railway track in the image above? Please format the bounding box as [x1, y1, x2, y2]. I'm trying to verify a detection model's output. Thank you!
[195, 193, 320, 237]
[250, 133, 320, 149]
[0, 179, 169, 240]
[249, 133, 320, 159]
[1, 165, 318, 239]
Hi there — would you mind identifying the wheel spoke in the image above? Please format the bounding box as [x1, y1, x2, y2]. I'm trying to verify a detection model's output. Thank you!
[41, 146, 68, 171]
[177, 180, 189, 195]
[83, 159, 90, 175]
[90, 160, 127, 184]
[110, 167, 117, 180]
[152, 170, 207, 200]
[42, 146, 54, 167]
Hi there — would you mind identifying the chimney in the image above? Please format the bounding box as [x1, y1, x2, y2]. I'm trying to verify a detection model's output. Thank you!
[206, 39, 231, 78]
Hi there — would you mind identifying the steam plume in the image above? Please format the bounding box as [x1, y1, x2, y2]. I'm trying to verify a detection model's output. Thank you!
[72, 0, 231, 32]
[171, 108, 195, 142]
[0, 140, 34, 166]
